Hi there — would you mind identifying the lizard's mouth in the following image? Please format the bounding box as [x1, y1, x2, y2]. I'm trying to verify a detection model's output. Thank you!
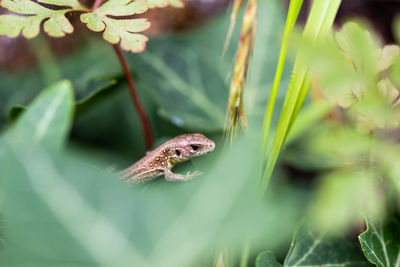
[209, 141, 216, 151]
[192, 143, 215, 156]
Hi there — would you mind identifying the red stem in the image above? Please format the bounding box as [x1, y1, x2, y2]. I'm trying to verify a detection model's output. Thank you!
[113, 44, 154, 149]
[92, 0, 105, 9]
[92, 0, 153, 149]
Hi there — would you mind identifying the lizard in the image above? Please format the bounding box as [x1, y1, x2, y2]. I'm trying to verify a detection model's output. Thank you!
[118, 133, 215, 183]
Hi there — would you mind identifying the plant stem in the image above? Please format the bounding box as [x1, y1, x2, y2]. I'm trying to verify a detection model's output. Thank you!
[92, 0, 105, 9]
[113, 44, 154, 149]
[91, 0, 153, 149]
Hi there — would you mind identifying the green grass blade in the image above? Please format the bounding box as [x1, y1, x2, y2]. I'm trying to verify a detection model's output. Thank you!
[260, 0, 342, 192]
[260, 0, 304, 162]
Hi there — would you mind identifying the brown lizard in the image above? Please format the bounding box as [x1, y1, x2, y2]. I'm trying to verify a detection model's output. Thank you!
[118, 133, 215, 183]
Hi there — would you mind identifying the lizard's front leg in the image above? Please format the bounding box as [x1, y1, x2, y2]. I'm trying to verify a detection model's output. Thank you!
[164, 168, 202, 181]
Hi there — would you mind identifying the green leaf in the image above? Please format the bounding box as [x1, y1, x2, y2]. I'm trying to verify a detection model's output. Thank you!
[350, 89, 400, 131]
[309, 170, 382, 232]
[390, 57, 400, 90]
[359, 216, 400, 267]
[0, 215, 4, 253]
[335, 22, 380, 82]
[7, 78, 118, 123]
[0, 0, 151, 53]
[5, 80, 74, 150]
[286, 101, 333, 144]
[80, 0, 150, 53]
[134, 50, 225, 130]
[299, 22, 393, 110]
[8, 105, 26, 124]
[296, 22, 400, 130]
[126, 0, 285, 132]
[378, 45, 400, 72]
[293, 32, 359, 107]
[146, 0, 184, 8]
[0, 40, 121, 126]
[0, 0, 85, 38]
[0, 136, 306, 266]
[284, 222, 371, 267]
[256, 251, 283, 267]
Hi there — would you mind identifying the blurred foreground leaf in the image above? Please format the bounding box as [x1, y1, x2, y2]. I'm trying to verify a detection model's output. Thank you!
[0, 79, 305, 266]
[0, 41, 120, 127]
[4, 79, 74, 150]
[1, 141, 306, 266]
[299, 22, 400, 130]
[309, 170, 383, 232]
[359, 216, 400, 267]
[7, 77, 119, 124]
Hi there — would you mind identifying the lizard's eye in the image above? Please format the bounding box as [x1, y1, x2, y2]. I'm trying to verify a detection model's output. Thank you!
[190, 145, 200, 151]
[175, 149, 181, 156]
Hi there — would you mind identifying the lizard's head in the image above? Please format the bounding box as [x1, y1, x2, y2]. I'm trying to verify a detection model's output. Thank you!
[170, 133, 215, 163]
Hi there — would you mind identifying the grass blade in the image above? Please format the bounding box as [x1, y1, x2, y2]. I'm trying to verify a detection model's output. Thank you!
[260, 0, 304, 163]
[260, 0, 342, 192]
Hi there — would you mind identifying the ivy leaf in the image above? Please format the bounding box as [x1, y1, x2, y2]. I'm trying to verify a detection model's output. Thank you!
[0, 0, 85, 38]
[359, 216, 400, 267]
[284, 222, 371, 267]
[255, 251, 283, 267]
[80, 0, 150, 53]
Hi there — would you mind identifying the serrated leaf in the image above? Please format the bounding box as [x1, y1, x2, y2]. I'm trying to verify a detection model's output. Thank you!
[359, 216, 400, 267]
[309, 170, 383, 232]
[80, 0, 150, 53]
[146, 0, 184, 8]
[377, 78, 399, 105]
[255, 251, 283, 267]
[295, 33, 358, 107]
[335, 22, 380, 82]
[39, 0, 84, 7]
[284, 222, 371, 267]
[378, 45, 400, 72]
[0, 0, 85, 38]
[350, 89, 400, 130]
[96, 0, 148, 16]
